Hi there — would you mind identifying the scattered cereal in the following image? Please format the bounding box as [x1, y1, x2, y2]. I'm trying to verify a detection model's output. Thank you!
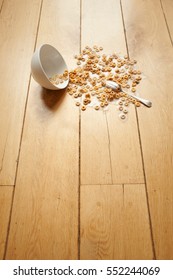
[120, 114, 126, 120]
[95, 105, 100, 110]
[64, 45, 145, 118]
[81, 105, 86, 111]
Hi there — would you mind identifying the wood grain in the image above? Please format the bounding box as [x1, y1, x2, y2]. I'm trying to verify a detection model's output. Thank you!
[0, 0, 3, 10]
[80, 184, 153, 259]
[122, 0, 173, 259]
[0, 0, 42, 185]
[81, 0, 144, 184]
[0, 186, 13, 259]
[5, 0, 80, 260]
[161, 0, 173, 38]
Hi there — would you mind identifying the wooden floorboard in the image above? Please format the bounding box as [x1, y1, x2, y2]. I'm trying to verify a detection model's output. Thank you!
[5, 0, 80, 260]
[0, 186, 13, 259]
[106, 106, 144, 184]
[122, 0, 173, 259]
[80, 184, 153, 260]
[0, 0, 42, 185]
[80, 0, 144, 185]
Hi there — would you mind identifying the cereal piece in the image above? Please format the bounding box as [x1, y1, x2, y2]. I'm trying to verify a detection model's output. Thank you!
[115, 93, 120, 99]
[131, 87, 136, 92]
[83, 98, 89, 105]
[121, 84, 126, 88]
[68, 91, 73, 95]
[120, 114, 126, 120]
[85, 93, 91, 98]
[81, 105, 86, 111]
[119, 106, 123, 111]
[63, 69, 68, 75]
[55, 80, 60, 85]
[132, 99, 136, 104]
[95, 105, 100, 110]
[123, 109, 128, 114]
[112, 53, 118, 59]
[75, 102, 80, 106]
[74, 93, 79, 98]
[135, 101, 141, 107]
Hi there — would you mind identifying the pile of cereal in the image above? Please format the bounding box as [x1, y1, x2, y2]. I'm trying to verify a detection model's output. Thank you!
[50, 45, 143, 120]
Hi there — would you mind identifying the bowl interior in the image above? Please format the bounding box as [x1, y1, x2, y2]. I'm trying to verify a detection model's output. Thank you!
[40, 45, 68, 88]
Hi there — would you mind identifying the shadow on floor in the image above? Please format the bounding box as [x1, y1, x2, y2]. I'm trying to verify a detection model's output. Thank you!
[40, 87, 67, 112]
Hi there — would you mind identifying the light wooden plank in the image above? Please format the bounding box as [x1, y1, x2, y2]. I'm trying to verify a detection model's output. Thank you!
[123, 184, 153, 260]
[0, 186, 13, 259]
[0, 0, 42, 185]
[122, 0, 173, 259]
[6, 0, 80, 260]
[80, 184, 153, 260]
[161, 0, 173, 38]
[81, 110, 112, 184]
[106, 106, 144, 184]
[81, 0, 144, 184]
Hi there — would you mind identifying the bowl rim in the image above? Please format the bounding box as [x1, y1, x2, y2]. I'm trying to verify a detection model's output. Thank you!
[38, 44, 50, 81]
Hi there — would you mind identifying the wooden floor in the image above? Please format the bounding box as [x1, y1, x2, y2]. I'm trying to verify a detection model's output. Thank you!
[0, 0, 173, 260]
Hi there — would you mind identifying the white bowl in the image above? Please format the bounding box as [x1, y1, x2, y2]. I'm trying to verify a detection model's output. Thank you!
[31, 44, 69, 90]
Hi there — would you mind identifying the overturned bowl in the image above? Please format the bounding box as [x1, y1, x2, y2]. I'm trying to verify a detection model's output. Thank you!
[31, 44, 69, 90]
